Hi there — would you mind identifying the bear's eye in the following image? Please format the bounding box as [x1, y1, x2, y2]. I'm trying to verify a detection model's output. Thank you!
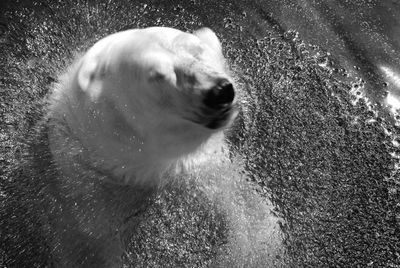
[148, 68, 177, 86]
[174, 67, 198, 89]
[149, 70, 166, 83]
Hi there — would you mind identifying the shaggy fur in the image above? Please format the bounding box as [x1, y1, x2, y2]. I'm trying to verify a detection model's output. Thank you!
[45, 27, 237, 267]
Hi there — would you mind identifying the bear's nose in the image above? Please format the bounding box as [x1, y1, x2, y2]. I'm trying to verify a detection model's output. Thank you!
[204, 80, 235, 109]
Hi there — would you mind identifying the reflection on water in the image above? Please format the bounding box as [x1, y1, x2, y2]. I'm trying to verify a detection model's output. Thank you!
[380, 65, 400, 115]
[1, 0, 400, 267]
[386, 92, 400, 115]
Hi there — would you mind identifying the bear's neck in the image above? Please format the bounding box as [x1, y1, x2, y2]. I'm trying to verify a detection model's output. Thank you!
[48, 94, 217, 186]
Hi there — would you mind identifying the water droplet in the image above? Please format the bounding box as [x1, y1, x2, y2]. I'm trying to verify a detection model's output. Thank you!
[224, 17, 233, 28]
[174, 5, 182, 12]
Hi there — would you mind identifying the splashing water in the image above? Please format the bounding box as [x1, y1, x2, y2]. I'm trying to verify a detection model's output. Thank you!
[1, 1, 399, 267]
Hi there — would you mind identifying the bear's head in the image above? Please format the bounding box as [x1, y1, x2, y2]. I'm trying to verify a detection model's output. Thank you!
[51, 27, 237, 184]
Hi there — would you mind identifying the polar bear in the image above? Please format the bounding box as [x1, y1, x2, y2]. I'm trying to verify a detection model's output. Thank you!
[49, 27, 236, 186]
[46, 27, 238, 267]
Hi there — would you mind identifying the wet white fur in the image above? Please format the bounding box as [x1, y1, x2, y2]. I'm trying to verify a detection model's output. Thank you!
[48, 27, 236, 186]
[44, 27, 282, 267]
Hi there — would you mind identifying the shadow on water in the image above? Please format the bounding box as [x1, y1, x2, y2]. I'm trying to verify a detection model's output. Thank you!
[0, 0, 399, 267]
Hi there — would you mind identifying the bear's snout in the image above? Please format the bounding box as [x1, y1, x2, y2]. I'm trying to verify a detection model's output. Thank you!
[203, 79, 235, 109]
[199, 79, 237, 129]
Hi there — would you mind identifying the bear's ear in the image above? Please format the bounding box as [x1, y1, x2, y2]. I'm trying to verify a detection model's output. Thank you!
[193, 27, 222, 54]
[77, 56, 104, 101]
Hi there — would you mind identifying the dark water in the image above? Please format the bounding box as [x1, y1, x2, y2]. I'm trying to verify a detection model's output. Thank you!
[1, 0, 399, 267]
